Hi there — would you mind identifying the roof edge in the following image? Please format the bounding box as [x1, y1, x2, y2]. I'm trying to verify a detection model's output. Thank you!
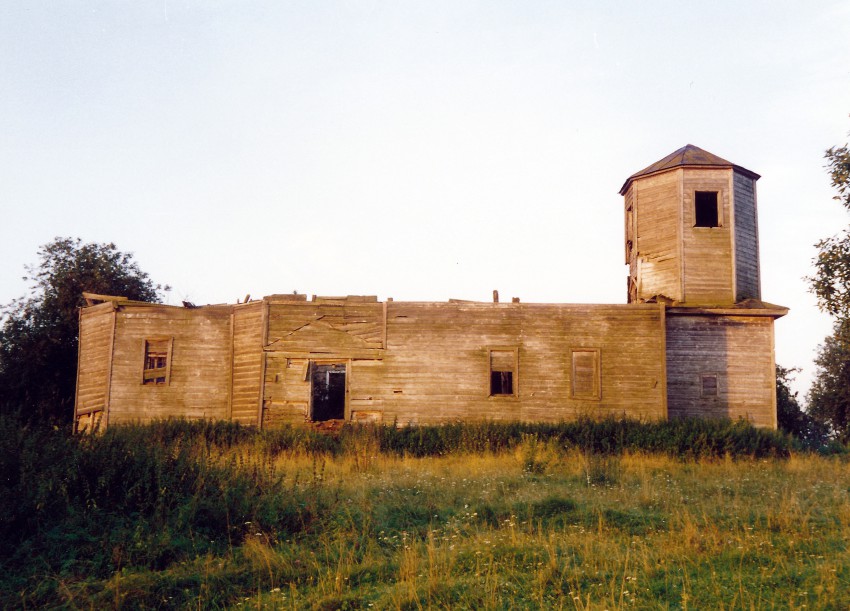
[619, 144, 761, 195]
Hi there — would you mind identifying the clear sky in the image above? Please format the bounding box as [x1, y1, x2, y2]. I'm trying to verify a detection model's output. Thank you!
[2, 1, 849, 397]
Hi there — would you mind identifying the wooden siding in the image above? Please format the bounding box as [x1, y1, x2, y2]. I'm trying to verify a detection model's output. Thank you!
[263, 355, 311, 425]
[265, 300, 384, 355]
[733, 171, 761, 300]
[633, 171, 682, 302]
[681, 169, 734, 304]
[666, 314, 776, 427]
[78, 298, 779, 431]
[107, 306, 232, 425]
[257, 301, 667, 427]
[348, 302, 668, 425]
[231, 302, 264, 425]
[261, 299, 385, 424]
[74, 302, 115, 432]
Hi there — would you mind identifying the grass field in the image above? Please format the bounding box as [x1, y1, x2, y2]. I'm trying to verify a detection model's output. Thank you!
[2, 419, 848, 609]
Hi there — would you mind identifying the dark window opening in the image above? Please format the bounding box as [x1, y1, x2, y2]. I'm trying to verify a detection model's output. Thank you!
[143, 339, 170, 385]
[489, 349, 517, 397]
[490, 371, 513, 395]
[694, 191, 719, 227]
[701, 374, 718, 397]
[311, 363, 346, 421]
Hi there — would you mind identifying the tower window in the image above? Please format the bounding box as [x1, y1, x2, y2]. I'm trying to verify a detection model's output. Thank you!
[694, 191, 719, 227]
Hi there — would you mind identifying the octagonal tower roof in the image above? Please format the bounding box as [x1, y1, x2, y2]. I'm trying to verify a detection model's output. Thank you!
[619, 144, 760, 195]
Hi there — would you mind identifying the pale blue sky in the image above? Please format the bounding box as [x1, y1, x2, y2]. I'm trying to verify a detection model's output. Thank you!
[2, 1, 849, 396]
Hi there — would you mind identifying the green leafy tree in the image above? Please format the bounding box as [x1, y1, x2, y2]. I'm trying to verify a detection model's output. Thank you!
[776, 366, 806, 435]
[777, 365, 827, 446]
[807, 320, 850, 442]
[0, 238, 167, 424]
[826, 143, 850, 209]
[808, 126, 850, 441]
[810, 142, 850, 318]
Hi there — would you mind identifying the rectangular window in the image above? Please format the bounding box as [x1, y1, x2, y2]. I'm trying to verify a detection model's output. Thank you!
[701, 373, 718, 397]
[694, 191, 720, 227]
[142, 338, 172, 385]
[489, 348, 517, 397]
[571, 349, 600, 399]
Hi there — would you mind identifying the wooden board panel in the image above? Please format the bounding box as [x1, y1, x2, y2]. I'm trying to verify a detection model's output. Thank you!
[266, 301, 384, 352]
[361, 302, 667, 425]
[681, 169, 734, 304]
[262, 354, 310, 425]
[633, 170, 682, 302]
[666, 313, 775, 427]
[105, 305, 233, 426]
[75, 303, 115, 431]
[230, 302, 264, 425]
[733, 172, 761, 300]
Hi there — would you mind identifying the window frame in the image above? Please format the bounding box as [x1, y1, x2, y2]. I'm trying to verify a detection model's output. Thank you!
[700, 373, 719, 398]
[694, 191, 721, 228]
[571, 348, 601, 400]
[141, 337, 173, 386]
[488, 347, 518, 398]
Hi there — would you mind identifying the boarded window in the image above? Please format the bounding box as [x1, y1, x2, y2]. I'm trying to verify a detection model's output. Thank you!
[142, 338, 172, 385]
[694, 191, 719, 227]
[701, 374, 718, 397]
[571, 349, 600, 399]
[490, 349, 517, 396]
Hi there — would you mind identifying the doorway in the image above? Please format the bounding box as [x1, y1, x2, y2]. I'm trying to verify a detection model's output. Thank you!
[310, 363, 346, 421]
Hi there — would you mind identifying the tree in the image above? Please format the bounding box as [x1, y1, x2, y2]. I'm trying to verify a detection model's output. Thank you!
[825, 143, 850, 210]
[810, 142, 850, 317]
[0, 238, 167, 424]
[776, 366, 805, 435]
[808, 125, 850, 441]
[777, 365, 827, 446]
[807, 320, 850, 442]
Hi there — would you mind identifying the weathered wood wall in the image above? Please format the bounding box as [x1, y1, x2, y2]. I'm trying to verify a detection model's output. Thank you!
[339, 301, 666, 425]
[665, 313, 776, 427]
[681, 169, 734, 304]
[260, 300, 667, 425]
[105, 305, 232, 425]
[76, 297, 780, 430]
[261, 297, 384, 425]
[230, 302, 264, 425]
[632, 170, 682, 302]
[74, 302, 115, 432]
[733, 172, 761, 301]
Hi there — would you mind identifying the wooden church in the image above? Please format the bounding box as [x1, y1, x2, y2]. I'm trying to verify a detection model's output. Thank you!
[74, 145, 787, 432]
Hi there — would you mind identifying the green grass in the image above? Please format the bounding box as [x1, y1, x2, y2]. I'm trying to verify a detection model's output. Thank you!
[1, 416, 848, 609]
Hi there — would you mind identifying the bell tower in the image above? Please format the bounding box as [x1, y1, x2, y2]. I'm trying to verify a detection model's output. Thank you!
[620, 144, 761, 306]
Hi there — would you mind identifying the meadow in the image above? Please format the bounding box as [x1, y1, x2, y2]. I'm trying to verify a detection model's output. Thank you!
[1, 417, 848, 609]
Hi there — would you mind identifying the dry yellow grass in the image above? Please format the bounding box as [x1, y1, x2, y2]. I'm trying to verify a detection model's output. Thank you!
[201, 446, 850, 609]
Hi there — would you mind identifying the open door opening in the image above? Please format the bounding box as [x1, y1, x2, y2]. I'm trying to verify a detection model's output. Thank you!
[310, 363, 346, 421]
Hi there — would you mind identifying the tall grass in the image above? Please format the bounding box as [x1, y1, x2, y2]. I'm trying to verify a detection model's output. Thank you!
[1, 414, 845, 609]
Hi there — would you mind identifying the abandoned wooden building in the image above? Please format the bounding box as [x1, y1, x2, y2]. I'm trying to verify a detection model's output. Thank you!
[74, 145, 787, 432]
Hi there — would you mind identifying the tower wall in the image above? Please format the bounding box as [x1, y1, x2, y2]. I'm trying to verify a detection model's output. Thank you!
[680, 168, 734, 304]
[666, 313, 777, 428]
[733, 172, 761, 300]
[628, 170, 683, 303]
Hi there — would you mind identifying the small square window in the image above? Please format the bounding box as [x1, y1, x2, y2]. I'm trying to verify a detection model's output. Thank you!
[143, 338, 172, 385]
[489, 349, 517, 397]
[694, 191, 719, 227]
[701, 374, 718, 397]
